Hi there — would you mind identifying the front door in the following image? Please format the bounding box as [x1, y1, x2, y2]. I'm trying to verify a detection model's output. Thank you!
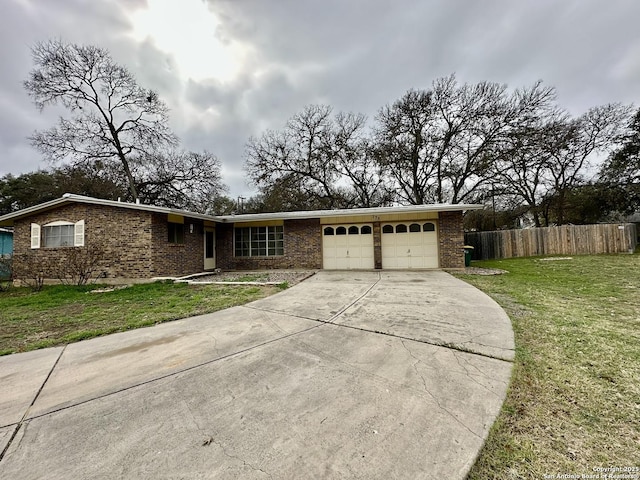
[204, 228, 216, 270]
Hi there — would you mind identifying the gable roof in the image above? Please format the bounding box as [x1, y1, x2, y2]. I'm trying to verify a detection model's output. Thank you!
[0, 194, 219, 226]
[0, 193, 483, 227]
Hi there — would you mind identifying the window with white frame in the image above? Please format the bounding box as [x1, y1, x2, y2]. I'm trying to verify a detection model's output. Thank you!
[234, 225, 284, 257]
[31, 220, 84, 249]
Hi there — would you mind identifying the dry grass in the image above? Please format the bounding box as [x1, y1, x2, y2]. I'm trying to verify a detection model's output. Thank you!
[0, 282, 281, 355]
[457, 254, 640, 479]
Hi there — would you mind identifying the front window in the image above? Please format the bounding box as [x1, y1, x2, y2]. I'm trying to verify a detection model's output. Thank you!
[31, 220, 84, 249]
[234, 225, 284, 257]
[168, 223, 184, 244]
[43, 224, 74, 247]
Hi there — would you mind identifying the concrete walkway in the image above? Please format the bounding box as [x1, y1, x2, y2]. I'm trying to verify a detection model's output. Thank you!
[0, 271, 514, 479]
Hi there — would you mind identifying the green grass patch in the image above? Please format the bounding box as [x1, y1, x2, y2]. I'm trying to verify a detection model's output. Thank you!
[0, 281, 280, 355]
[456, 255, 640, 478]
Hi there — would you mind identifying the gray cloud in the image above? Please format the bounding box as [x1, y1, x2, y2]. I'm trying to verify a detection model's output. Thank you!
[1, 0, 638, 198]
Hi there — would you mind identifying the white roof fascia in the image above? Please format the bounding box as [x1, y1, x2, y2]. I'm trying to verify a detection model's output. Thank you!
[216, 203, 483, 223]
[0, 193, 218, 225]
[60, 194, 218, 221]
[0, 193, 484, 226]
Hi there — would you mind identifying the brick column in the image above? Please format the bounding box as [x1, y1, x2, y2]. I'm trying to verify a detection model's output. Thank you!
[438, 211, 465, 268]
[373, 221, 382, 269]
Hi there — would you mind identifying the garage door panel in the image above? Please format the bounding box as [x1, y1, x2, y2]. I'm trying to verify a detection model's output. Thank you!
[323, 224, 374, 270]
[395, 256, 409, 269]
[395, 235, 409, 246]
[382, 222, 439, 269]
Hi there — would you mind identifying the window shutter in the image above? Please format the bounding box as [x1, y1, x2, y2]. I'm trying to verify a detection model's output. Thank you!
[74, 220, 85, 247]
[31, 223, 41, 249]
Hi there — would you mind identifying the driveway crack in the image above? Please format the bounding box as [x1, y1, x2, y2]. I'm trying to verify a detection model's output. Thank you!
[208, 436, 273, 478]
[182, 401, 273, 479]
[401, 340, 483, 440]
[451, 350, 508, 393]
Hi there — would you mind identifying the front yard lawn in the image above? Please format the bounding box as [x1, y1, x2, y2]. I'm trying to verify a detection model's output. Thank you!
[0, 282, 282, 355]
[457, 254, 639, 479]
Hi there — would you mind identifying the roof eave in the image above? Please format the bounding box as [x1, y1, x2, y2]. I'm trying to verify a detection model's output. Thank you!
[0, 197, 70, 226]
[0, 194, 484, 227]
[0, 194, 219, 226]
[215, 203, 484, 223]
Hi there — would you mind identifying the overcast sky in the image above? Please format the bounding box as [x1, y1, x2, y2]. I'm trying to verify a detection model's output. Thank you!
[1, 0, 639, 198]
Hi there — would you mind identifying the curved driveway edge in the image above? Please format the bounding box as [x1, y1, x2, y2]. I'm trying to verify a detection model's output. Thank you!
[0, 271, 514, 479]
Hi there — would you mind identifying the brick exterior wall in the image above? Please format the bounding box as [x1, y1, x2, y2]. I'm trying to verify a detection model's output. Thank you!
[216, 218, 322, 270]
[12, 204, 205, 282]
[438, 211, 465, 268]
[10, 202, 467, 279]
[149, 213, 204, 277]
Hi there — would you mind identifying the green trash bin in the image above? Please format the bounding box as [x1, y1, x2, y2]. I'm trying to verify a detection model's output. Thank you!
[463, 246, 474, 267]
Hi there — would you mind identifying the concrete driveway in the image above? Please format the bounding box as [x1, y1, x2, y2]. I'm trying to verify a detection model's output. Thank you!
[0, 271, 514, 479]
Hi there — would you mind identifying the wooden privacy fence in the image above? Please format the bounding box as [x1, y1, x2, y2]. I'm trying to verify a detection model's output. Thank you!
[465, 223, 638, 260]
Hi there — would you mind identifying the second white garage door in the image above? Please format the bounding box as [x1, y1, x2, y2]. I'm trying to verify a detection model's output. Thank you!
[381, 221, 439, 269]
[322, 224, 374, 270]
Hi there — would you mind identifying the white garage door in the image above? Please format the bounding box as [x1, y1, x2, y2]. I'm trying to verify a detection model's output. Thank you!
[381, 222, 439, 269]
[323, 224, 374, 270]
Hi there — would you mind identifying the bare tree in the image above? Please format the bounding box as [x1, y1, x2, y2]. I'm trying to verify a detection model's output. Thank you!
[375, 76, 556, 205]
[245, 105, 393, 210]
[601, 107, 640, 186]
[373, 89, 436, 204]
[493, 104, 631, 226]
[493, 111, 565, 227]
[244, 174, 335, 213]
[246, 105, 336, 206]
[540, 104, 630, 224]
[330, 112, 395, 207]
[130, 150, 227, 213]
[24, 39, 178, 202]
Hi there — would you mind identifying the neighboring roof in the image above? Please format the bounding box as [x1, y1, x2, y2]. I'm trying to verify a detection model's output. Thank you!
[0, 193, 483, 227]
[0, 194, 218, 226]
[216, 203, 483, 223]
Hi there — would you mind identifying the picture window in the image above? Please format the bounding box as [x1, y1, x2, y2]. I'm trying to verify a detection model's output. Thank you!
[235, 225, 284, 257]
